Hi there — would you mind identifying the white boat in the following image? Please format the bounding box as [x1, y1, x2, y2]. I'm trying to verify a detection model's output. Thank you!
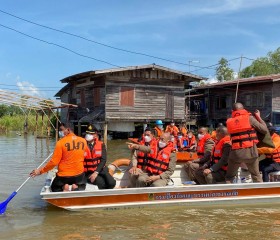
[40, 159, 280, 211]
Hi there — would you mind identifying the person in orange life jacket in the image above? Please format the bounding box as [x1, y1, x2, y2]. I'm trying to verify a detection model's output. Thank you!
[194, 126, 231, 184]
[171, 134, 178, 151]
[258, 125, 280, 182]
[30, 123, 87, 192]
[177, 132, 188, 151]
[179, 123, 188, 137]
[127, 132, 176, 187]
[128, 127, 157, 187]
[211, 123, 224, 141]
[154, 120, 164, 138]
[84, 126, 116, 189]
[187, 131, 197, 151]
[225, 103, 268, 183]
[184, 127, 215, 183]
[165, 120, 179, 136]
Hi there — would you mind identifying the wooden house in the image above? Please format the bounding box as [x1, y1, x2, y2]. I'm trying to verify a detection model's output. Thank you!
[186, 74, 280, 128]
[55, 64, 204, 141]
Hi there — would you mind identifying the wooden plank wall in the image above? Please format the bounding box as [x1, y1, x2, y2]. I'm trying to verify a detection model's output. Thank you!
[272, 81, 280, 111]
[207, 82, 272, 122]
[105, 84, 185, 121]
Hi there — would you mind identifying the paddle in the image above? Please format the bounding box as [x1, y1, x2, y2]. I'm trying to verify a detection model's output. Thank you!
[0, 153, 53, 215]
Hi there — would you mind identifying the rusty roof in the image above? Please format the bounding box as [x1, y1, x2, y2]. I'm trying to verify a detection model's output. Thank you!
[59, 64, 205, 83]
[197, 74, 280, 89]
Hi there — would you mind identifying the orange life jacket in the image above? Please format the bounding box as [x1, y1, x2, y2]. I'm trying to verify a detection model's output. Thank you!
[165, 125, 179, 136]
[226, 109, 258, 150]
[84, 140, 103, 172]
[265, 133, 280, 163]
[177, 136, 188, 151]
[154, 126, 164, 138]
[197, 133, 211, 157]
[180, 127, 188, 137]
[145, 142, 173, 175]
[137, 138, 158, 169]
[188, 135, 196, 148]
[211, 135, 231, 171]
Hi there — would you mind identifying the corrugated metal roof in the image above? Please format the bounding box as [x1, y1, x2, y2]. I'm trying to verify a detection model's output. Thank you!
[59, 64, 205, 83]
[196, 74, 280, 89]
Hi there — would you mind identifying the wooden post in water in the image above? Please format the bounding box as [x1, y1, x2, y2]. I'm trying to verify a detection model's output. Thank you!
[41, 113, 44, 137]
[35, 112, 38, 136]
[103, 121, 108, 147]
[47, 109, 51, 137]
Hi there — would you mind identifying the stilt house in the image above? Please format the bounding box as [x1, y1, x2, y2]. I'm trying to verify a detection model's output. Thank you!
[55, 64, 204, 140]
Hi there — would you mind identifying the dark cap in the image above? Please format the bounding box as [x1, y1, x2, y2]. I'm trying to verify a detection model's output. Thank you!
[86, 124, 97, 134]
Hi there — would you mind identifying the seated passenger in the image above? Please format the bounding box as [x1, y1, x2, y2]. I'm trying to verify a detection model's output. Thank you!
[128, 132, 176, 187]
[128, 127, 157, 187]
[258, 125, 280, 182]
[179, 123, 188, 137]
[30, 123, 87, 192]
[177, 132, 188, 151]
[184, 127, 214, 183]
[84, 125, 116, 189]
[195, 126, 231, 184]
[165, 120, 179, 136]
[187, 131, 197, 151]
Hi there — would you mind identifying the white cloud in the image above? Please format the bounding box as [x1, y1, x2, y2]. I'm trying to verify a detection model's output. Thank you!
[16, 81, 41, 96]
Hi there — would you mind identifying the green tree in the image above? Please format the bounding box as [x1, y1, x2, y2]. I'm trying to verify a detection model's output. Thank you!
[215, 57, 234, 82]
[240, 47, 280, 78]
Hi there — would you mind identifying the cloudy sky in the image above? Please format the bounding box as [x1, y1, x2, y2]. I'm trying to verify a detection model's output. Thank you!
[0, 0, 279, 98]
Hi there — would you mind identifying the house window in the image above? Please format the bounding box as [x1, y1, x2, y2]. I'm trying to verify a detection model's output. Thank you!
[257, 92, 264, 107]
[76, 89, 85, 107]
[215, 96, 227, 109]
[120, 87, 134, 107]
[245, 95, 251, 107]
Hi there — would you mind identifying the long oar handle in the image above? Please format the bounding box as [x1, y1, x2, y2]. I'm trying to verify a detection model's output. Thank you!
[15, 153, 53, 193]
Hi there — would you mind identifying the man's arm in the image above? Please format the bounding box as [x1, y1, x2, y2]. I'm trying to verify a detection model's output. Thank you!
[210, 143, 231, 172]
[96, 143, 107, 173]
[40, 141, 62, 174]
[159, 152, 177, 180]
[197, 139, 215, 164]
[249, 115, 268, 134]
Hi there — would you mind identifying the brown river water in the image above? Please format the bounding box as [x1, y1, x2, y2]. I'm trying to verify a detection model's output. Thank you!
[1, 133, 280, 239]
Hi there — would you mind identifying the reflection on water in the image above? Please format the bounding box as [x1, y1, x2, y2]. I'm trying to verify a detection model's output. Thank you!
[1, 133, 280, 239]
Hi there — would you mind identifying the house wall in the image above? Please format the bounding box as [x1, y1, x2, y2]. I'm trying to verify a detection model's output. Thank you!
[272, 81, 280, 111]
[104, 71, 186, 121]
[105, 83, 185, 121]
[199, 82, 273, 126]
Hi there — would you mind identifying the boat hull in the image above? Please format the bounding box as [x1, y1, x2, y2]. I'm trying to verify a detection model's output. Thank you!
[41, 182, 280, 210]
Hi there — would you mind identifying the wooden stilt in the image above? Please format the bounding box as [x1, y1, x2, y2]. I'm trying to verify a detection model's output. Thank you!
[56, 109, 59, 142]
[103, 122, 108, 147]
[78, 122, 82, 137]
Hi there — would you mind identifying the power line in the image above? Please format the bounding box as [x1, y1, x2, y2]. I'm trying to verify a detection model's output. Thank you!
[0, 87, 58, 92]
[0, 83, 60, 89]
[0, 23, 121, 68]
[0, 8, 203, 69]
[189, 56, 257, 73]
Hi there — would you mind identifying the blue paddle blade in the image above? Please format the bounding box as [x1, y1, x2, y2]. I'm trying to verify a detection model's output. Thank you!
[0, 191, 17, 215]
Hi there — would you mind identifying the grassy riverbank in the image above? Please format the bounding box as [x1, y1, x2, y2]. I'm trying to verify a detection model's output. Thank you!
[0, 114, 53, 134]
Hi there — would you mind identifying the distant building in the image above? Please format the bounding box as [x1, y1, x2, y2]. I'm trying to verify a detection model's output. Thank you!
[186, 74, 280, 128]
[55, 64, 204, 140]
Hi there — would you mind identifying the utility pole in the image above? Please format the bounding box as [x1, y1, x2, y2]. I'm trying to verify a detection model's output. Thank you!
[188, 60, 199, 130]
[235, 55, 243, 103]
